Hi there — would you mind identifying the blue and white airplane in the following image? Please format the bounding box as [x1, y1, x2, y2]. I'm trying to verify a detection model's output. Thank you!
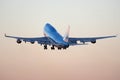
[5, 23, 117, 50]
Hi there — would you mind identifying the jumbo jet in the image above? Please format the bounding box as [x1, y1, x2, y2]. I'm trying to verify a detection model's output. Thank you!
[5, 23, 117, 50]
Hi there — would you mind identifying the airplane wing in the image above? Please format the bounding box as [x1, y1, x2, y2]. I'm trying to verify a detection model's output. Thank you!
[68, 35, 117, 45]
[4, 34, 51, 45]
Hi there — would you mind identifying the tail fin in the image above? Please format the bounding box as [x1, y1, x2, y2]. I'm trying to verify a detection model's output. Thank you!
[63, 25, 70, 42]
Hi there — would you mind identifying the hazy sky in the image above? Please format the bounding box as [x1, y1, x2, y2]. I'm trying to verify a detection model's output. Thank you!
[0, 0, 120, 80]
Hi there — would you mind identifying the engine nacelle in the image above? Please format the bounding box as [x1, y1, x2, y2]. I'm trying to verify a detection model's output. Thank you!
[17, 39, 22, 44]
[91, 40, 96, 44]
[31, 41, 35, 44]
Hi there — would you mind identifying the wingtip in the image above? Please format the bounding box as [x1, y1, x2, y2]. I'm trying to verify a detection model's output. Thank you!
[116, 34, 120, 37]
[4, 33, 7, 37]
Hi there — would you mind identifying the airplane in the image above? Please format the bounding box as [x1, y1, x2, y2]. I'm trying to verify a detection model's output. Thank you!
[5, 23, 117, 50]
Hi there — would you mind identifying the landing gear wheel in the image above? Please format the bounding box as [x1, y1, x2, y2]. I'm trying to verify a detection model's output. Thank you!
[63, 47, 66, 50]
[51, 45, 55, 50]
[58, 47, 61, 50]
[44, 45, 47, 50]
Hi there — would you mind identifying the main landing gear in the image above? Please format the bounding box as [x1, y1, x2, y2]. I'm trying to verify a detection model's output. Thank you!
[44, 45, 55, 50]
[51, 45, 55, 50]
[44, 45, 47, 50]
[58, 47, 61, 50]
[43, 45, 65, 50]
[51, 45, 62, 50]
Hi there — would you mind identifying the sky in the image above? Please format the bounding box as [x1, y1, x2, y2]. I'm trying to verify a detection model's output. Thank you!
[0, 0, 120, 80]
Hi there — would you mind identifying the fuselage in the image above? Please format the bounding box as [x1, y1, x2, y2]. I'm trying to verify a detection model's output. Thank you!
[44, 23, 69, 48]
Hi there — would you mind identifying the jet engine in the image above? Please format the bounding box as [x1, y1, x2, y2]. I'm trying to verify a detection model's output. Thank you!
[30, 41, 35, 44]
[91, 40, 96, 44]
[17, 39, 22, 44]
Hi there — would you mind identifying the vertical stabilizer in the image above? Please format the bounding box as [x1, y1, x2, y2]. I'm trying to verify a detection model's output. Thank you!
[63, 25, 70, 42]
